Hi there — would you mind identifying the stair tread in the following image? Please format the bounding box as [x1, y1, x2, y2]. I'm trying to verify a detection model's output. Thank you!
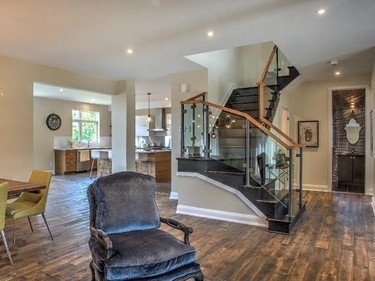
[205, 169, 245, 175]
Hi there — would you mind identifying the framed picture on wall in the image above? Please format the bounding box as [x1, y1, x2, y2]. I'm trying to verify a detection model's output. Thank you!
[298, 120, 319, 147]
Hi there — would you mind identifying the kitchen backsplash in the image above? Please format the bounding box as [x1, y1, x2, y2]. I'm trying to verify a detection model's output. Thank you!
[54, 136, 112, 149]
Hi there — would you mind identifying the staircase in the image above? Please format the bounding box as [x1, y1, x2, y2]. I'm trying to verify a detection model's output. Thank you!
[225, 66, 300, 122]
[178, 46, 306, 234]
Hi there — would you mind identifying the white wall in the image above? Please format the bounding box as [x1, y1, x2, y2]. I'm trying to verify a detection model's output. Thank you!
[112, 81, 136, 173]
[0, 55, 116, 180]
[186, 42, 273, 105]
[33, 97, 111, 171]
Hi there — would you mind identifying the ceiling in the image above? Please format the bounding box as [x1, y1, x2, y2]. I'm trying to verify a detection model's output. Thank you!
[2, 0, 375, 105]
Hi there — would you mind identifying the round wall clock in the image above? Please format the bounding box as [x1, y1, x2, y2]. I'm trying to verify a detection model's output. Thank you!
[46, 113, 61, 130]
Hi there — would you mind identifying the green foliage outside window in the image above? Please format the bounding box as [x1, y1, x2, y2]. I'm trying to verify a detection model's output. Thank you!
[72, 110, 100, 142]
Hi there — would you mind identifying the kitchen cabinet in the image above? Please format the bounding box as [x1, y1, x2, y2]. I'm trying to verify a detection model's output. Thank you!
[136, 115, 149, 136]
[338, 154, 365, 193]
[136, 150, 171, 182]
[55, 149, 77, 175]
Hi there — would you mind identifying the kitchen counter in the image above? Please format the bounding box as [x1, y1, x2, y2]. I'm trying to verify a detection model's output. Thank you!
[54, 147, 111, 175]
[136, 149, 171, 154]
[55, 147, 111, 151]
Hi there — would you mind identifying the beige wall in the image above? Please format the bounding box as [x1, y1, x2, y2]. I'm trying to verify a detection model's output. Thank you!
[33, 97, 111, 171]
[279, 75, 372, 192]
[0, 55, 116, 180]
[170, 69, 208, 196]
[178, 176, 257, 215]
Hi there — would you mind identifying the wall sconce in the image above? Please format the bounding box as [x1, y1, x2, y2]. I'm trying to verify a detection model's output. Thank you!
[0, 89, 3, 99]
[147, 92, 152, 122]
[350, 102, 355, 113]
[211, 129, 217, 139]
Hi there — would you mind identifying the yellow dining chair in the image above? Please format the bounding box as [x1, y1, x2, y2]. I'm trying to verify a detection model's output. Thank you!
[0, 182, 13, 265]
[6, 170, 53, 245]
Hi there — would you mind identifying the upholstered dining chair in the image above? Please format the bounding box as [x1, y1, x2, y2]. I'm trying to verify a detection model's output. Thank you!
[0, 182, 13, 265]
[88, 171, 204, 281]
[6, 170, 53, 245]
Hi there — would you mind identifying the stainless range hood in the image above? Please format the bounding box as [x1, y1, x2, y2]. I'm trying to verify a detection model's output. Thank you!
[148, 108, 168, 131]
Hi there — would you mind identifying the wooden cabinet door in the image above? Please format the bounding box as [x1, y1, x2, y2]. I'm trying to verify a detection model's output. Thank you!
[352, 156, 365, 183]
[338, 155, 352, 182]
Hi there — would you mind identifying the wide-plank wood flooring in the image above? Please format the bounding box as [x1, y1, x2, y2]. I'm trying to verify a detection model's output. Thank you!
[0, 173, 374, 280]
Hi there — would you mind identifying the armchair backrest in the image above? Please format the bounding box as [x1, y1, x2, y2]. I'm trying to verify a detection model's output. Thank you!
[0, 183, 9, 231]
[28, 170, 52, 212]
[88, 171, 160, 235]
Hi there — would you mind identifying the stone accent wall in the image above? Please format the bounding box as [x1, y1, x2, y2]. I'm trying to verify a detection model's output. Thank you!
[332, 88, 365, 191]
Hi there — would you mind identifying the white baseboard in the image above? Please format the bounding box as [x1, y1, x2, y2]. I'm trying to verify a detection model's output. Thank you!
[169, 192, 178, 200]
[177, 204, 267, 227]
[302, 184, 329, 192]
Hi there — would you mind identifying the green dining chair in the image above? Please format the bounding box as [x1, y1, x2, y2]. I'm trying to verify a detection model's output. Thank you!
[6, 170, 53, 245]
[0, 182, 13, 265]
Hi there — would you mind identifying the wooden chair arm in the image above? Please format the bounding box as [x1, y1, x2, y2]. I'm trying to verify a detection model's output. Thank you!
[90, 227, 113, 259]
[160, 217, 193, 245]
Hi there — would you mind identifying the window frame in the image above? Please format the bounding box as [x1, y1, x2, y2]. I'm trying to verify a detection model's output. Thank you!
[72, 109, 100, 142]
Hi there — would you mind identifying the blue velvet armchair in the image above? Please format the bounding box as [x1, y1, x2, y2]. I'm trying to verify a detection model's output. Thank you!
[87, 171, 204, 281]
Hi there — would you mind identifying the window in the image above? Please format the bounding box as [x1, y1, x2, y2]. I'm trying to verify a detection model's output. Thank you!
[72, 109, 100, 142]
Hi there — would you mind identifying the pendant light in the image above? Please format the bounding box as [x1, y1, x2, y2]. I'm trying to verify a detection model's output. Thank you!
[147, 92, 152, 123]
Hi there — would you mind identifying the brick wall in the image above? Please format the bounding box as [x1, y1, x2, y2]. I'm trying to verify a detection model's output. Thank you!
[332, 88, 365, 191]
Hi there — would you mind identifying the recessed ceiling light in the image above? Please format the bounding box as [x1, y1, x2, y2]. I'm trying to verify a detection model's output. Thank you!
[165, 97, 168, 101]
[316, 9, 326, 15]
[126, 48, 134, 54]
[59, 88, 64, 92]
[207, 31, 214, 37]
[335, 71, 341, 76]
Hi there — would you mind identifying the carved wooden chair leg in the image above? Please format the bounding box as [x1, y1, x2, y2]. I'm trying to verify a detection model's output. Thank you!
[89, 260, 96, 281]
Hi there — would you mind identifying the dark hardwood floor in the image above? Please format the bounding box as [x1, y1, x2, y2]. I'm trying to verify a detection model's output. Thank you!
[0, 173, 374, 280]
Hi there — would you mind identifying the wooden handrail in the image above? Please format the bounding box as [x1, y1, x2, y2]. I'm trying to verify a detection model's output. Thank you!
[258, 46, 303, 148]
[180, 44, 302, 150]
[258, 82, 302, 148]
[181, 99, 294, 150]
[259, 45, 277, 83]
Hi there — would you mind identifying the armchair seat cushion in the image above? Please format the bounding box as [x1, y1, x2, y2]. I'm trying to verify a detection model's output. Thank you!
[89, 229, 197, 280]
[6, 201, 36, 217]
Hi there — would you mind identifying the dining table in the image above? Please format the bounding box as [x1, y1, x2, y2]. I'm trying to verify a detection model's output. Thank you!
[0, 178, 46, 198]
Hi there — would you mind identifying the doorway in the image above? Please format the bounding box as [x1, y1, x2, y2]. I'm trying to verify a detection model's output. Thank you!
[331, 88, 366, 193]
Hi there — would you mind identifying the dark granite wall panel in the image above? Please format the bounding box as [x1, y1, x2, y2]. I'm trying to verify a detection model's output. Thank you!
[332, 88, 365, 191]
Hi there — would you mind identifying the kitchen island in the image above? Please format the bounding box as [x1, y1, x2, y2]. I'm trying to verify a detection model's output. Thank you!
[136, 150, 171, 182]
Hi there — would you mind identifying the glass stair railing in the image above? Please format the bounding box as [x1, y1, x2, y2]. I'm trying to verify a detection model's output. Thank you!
[179, 44, 304, 233]
[180, 96, 304, 223]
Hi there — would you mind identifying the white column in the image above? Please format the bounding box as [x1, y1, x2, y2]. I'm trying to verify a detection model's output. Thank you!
[111, 80, 136, 173]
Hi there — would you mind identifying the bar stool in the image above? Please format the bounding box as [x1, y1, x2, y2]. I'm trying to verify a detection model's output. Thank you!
[90, 150, 112, 178]
[89, 150, 100, 178]
[135, 160, 151, 175]
[98, 150, 112, 177]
